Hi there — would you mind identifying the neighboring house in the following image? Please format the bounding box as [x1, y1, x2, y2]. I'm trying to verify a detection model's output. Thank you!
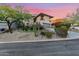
[33, 13, 53, 28]
[0, 21, 8, 32]
[0, 21, 18, 33]
[11, 22, 18, 30]
[73, 27, 79, 30]
[71, 26, 79, 30]
[23, 18, 34, 26]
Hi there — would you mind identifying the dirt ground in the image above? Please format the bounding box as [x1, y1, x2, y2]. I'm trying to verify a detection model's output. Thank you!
[0, 30, 79, 43]
[0, 30, 47, 42]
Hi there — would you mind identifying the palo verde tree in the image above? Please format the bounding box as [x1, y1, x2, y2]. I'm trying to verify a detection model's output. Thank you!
[14, 6, 33, 30]
[66, 8, 79, 24]
[13, 6, 32, 30]
[0, 5, 32, 33]
[0, 5, 17, 33]
[15, 5, 32, 22]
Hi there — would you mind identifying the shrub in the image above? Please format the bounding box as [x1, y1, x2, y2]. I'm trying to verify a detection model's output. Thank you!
[54, 22, 71, 37]
[51, 18, 72, 37]
[41, 30, 53, 38]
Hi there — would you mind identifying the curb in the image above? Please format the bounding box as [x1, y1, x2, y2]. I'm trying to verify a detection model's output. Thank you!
[0, 37, 79, 44]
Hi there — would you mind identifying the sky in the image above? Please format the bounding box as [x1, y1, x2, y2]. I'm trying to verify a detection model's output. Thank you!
[0, 3, 79, 18]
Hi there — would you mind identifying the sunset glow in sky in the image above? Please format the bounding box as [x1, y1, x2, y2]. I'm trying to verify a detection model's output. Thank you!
[1, 3, 79, 18]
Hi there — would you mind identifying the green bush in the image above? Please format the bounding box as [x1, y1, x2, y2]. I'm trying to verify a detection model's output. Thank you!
[54, 23, 71, 37]
[41, 31, 53, 38]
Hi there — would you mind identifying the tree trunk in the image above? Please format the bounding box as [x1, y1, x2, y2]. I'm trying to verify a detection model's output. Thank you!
[4, 16, 13, 33]
[6, 20, 13, 33]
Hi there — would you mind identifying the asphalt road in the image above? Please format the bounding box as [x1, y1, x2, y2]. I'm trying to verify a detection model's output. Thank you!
[0, 39, 79, 56]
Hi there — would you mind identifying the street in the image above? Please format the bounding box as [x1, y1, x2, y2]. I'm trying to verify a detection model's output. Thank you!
[0, 39, 79, 56]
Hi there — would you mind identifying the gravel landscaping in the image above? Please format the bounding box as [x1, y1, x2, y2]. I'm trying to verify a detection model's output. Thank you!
[0, 30, 79, 43]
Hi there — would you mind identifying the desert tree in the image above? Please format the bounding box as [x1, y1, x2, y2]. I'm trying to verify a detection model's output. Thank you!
[0, 5, 33, 33]
[0, 5, 17, 33]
